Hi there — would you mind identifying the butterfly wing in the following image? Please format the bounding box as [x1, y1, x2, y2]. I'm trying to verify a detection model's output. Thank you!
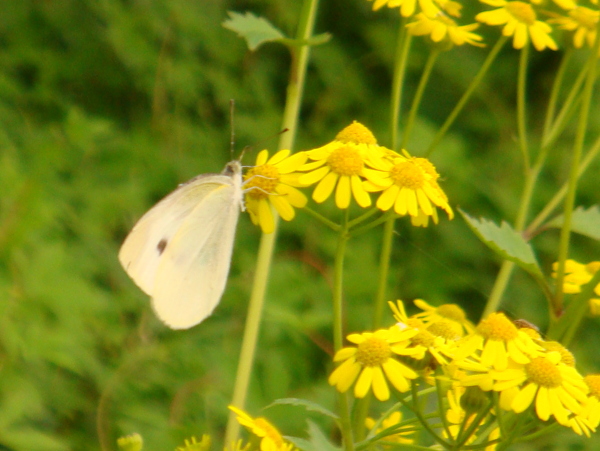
[119, 173, 234, 295]
[151, 180, 241, 329]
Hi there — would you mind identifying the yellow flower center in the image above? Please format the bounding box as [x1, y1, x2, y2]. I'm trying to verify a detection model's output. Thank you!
[335, 121, 377, 145]
[570, 7, 599, 30]
[476, 312, 518, 341]
[327, 146, 364, 176]
[411, 329, 436, 348]
[244, 164, 280, 199]
[525, 357, 562, 388]
[543, 341, 575, 367]
[436, 304, 467, 323]
[390, 161, 425, 189]
[584, 375, 600, 398]
[253, 418, 284, 448]
[427, 320, 462, 341]
[356, 336, 392, 367]
[505, 1, 537, 26]
[414, 157, 440, 179]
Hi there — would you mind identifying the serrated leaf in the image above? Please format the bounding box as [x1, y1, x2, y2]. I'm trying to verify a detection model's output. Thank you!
[285, 421, 341, 451]
[460, 210, 543, 278]
[546, 205, 600, 241]
[223, 11, 286, 51]
[266, 398, 339, 421]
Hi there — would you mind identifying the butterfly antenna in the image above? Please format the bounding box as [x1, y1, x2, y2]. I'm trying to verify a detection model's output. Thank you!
[229, 99, 236, 160]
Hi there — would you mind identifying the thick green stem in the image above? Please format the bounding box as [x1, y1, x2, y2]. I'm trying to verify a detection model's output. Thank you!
[224, 0, 319, 445]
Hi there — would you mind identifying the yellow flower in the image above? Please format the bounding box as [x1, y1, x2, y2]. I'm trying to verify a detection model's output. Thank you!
[369, 0, 441, 18]
[454, 312, 542, 371]
[492, 351, 589, 429]
[549, 6, 599, 49]
[328, 327, 424, 401]
[365, 411, 414, 446]
[406, 12, 485, 47]
[244, 149, 308, 234]
[228, 406, 296, 451]
[476, 0, 558, 51]
[411, 298, 474, 335]
[552, 259, 600, 314]
[299, 122, 384, 209]
[388, 300, 457, 365]
[364, 150, 453, 226]
[583, 375, 600, 429]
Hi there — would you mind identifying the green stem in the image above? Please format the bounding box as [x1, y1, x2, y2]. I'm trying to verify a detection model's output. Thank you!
[390, 18, 411, 150]
[224, 0, 319, 444]
[541, 59, 588, 150]
[426, 36, 507, 157]
[527, 133, 600, 234]
[541, 47, 572, 141]
[372, 216, 396, 329]
[352, 216, 397, 440]
[333, 209, 355, 451]
[483, 44, 535, 316]
[401, 48, 440, 149]
[516, 43, 530, 172]
[553, 33, 600, 317]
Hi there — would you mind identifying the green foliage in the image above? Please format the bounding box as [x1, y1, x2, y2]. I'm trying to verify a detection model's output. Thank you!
[0, 0, 599, 450]
[223, 12, 287, 51]
[460, 210, 543, 279]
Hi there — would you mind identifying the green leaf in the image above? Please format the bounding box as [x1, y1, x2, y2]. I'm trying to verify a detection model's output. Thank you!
[286, 421, 341, 451]
[546, 205, 600, 241]
[266, 398, 339, 421]
[223, 11, 286, 51]
[460, 209, 543, 278]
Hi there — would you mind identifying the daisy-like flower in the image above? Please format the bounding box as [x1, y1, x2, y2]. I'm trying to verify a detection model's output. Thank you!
[298, 122, 385, 210]
[410, 299, 474, 335]
[369, 0, 441, 18]
[549, 6, 599, 49]
[364, 150, 453, 226]
[553, 259, 600, 315]
[365, 411, 414, 446]
[328, 327, 425, 401]
[453, 312, 542, 371]
[406, 12, 485, 47]
[388, 300, 457, 365]
[583, 375, 600, 428]
[228, 406, 296, 451]
[476, 0, 558, 51]
[492, 351, 589, 428]
[244, 149, 308, 234]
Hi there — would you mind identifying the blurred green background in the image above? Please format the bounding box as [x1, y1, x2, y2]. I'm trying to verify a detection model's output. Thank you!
[1, 0, 598, 450]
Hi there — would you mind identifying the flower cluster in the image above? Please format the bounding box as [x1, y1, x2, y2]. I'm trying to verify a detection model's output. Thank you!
[328, 300, 600, 444]
[553, 259, 600, 315]
[243, 122, 453, 232]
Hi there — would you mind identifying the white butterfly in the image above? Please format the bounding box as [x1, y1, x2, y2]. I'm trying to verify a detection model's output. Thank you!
[119, 160, 244, 329]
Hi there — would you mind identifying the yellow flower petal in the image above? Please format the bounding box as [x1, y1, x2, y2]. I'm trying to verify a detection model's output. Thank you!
[355, 366, 374, 398]
[335, 175, 352, 209]
[313, 171, 338, 203]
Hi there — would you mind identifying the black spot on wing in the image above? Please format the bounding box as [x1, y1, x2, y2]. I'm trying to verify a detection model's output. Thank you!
[157, 238, 168, 255]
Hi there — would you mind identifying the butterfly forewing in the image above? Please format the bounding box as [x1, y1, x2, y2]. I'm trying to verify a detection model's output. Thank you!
[151, 182, 241, 328]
